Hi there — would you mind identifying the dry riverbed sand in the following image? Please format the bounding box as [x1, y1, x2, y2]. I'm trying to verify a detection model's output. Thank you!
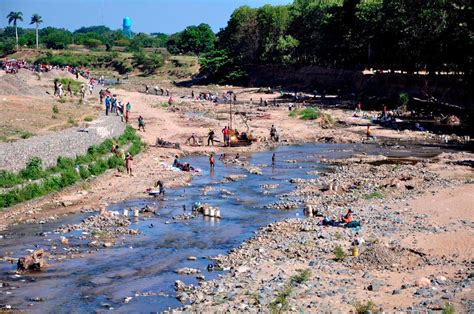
[0, 83, 473, 312]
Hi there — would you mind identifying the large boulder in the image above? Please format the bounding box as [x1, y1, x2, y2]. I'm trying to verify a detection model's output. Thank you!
[17, 250, 47, 272]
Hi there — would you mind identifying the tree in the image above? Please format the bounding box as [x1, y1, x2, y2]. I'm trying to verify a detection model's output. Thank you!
[178, 23, 216, 55]
[41, 28, 72, 49]
[132, 49, 164, 75]
[30, 14, 43, 49]
[6, 11, 23, 49]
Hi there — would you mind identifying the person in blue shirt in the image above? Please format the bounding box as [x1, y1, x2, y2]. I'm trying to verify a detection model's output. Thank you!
[105, 95, 111, 116]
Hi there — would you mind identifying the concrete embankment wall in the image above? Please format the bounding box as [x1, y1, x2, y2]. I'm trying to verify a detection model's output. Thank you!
[0, 115, 125, 173]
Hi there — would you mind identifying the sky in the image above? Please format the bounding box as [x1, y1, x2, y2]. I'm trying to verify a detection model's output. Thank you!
[1, 0, 292, 34]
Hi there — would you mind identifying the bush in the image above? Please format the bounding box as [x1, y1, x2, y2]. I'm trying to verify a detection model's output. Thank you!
[89, 159, 108, 176]
[58, 78, 82, 94]
[269, 286, 292, 313]
[0, 170, 22, 188]
[288, 109, 301, 117]
[42, 176, 62, 193]
[20, 157, 44, 180]
[68, 117, 77, 126]
[56, 156, 75, 170]
[442, 303, 455, 314]
[354, 300, 378, 314]
[79, 166, 91, 180]
[21, 183, 45, 200]
[20, 131, 34, 139]
[334, 245, 345, 262]
[129, 139, 142, 155]
[299, 107, 321, 120]
[97, 139, 114, 154]
[60, 167, 80, 188]
[363, 191, 384, 200]
[84, 116, 94, 122]
[107, 155, 123, 169]
[290, 269, 311, 285]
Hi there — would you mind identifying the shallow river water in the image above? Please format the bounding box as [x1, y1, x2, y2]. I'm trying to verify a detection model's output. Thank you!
[0, 143, 445, 312]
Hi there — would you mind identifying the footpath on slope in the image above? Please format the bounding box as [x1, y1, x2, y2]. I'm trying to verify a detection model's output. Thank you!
[0, 114, 125, 172]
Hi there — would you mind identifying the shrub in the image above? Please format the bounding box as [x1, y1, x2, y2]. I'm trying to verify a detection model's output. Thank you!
[354, 300, 378, 314]
[129, 139, 142, 155]
[87, 145, 99, 158]
[269, 286, 292, 313]
[334, 245, 345, 262]
[299, 107, 321, 120]
[20, 157, 44, 180]
[20, 131, 34, 139]
[363, 191, 384, 200]
[60, 167, 80, 188]
[68, 117, 78, 126]
[79, 166, 91, 180]
[58, 78, 82, 94]
[97, 138, 114, 154]
[442, 303, 455, 314]
[288, 109, 301, 117]
[56, 156, 75, 170]
[399, 92, 410, 107]
[290, 269, 311, 285]
[74, 154, 93, 165]
[21, 183, 45, 200]
[42, 176, 62, 193]
[107, 155, 123, 169]
[0, 170, 22, 188]
[84, 116, 94, 122]
[58, 97, 67, 104]
[89, 160, 108, 176]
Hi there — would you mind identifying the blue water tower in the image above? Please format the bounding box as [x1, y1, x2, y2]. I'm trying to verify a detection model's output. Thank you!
[123, 16, 132, 39]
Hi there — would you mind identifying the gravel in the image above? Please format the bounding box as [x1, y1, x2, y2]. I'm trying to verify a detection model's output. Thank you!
[0, 114, 125, 172]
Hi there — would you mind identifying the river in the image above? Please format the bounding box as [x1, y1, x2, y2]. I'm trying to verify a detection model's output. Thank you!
[0, 143, 445, 312]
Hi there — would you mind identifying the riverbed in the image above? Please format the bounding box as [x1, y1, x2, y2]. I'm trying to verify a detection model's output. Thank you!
[0, 143, 448, 312]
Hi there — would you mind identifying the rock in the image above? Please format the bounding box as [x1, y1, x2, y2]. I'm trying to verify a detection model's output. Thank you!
[414, 288, 431, 297]
[392, 289, 401, 295]
[435, 276, 447, 284]
[60, 236, 68, 246]
[103, 242, 113, 248]
[61, 201, 73, 207]
[224, 175, 247, 182]
[123, 297, 133, 304]
[175, 280, 186, 291]
[28, 297, 44, 302]
[17, 250, 47, 272]
[187, 256, 197, 261]
[415, 277, 431, 288]
[368, 281, 381, 292]
[236, 266, 251, 273]
[175, 267, 201, 275]
[176, 292, 189, 303]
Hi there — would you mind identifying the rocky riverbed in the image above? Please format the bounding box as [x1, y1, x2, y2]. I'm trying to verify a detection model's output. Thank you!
[175, 152, 474, 313]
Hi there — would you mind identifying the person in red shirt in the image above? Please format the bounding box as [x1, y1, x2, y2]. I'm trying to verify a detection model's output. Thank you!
[222, 126, 230, 146]
[209, 153, 215, 169]
[342, 209, 353, 224]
